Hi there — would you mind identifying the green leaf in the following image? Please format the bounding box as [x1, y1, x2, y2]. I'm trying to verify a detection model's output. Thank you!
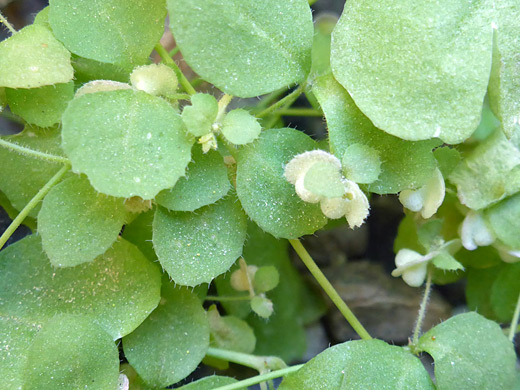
[313, 74, 440, 194]
[0, 235, 161, 339]
[432, 252, 465, 272]
[38, 175, 127, 267]
[486, 193, 520, 249]
[250, 296, 273, 318]
[490, 262, 520, 322]
[310, 14, 337, 78]
[208, 306, 256, 354]
[341, 143, 381, 184]
[236, 128, 327, 238]
[304, 161, 345, 198]
[434, 147, 461, 178]
[0, 126, 66, 217]
[49, 0, 166, 65]
[121, 209, 157, 261]
[62, 89, 193, 199]
[33, 6, 50, 26]
[279, 339, 435, 389]
[177, 376, 240, 390]
[221, 109, 261, 145]
[167, 0, 313, 97]
[331, 0, 493, 144]
[5, 82, 74, 127]
[0, 24, 73, 88]
[253, 266, 280, 293]
[466, 264, 503, 319]
[153, 196, 247, 286]
[123, 279, 209, 388]
[181, 93, 218, 137]
[155, 148, 230, 212]
[488, 0, 520, 140]
[418, 312, 516, 390]
[449, 129, 520, 209]
[23, 314, 119, 390]
[72, 55, 135, 84]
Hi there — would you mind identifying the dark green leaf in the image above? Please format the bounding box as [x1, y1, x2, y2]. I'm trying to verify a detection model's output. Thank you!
[486, 193, 520, 249]
[490, 262, 520, 322]
[466, 264, 503, 319]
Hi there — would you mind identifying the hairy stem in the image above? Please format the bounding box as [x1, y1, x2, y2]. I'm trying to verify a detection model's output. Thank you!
[0, 164, 70, 251]
[289, 239, 372, 340]
[0, 11, 16, 35]
[211, 365, 303, 390]
[508, 291, 520, 342]
[257, 84, 305, 118]
[412, 269, 432, 347]
[154, 43, 196, 95]
[206, 347, 286, 373]
[0, 138, 70, 164]
[277, 108, 323, 117]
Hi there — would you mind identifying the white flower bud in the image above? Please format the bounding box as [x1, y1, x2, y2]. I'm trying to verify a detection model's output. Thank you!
[284, 150, 341, 185]
[392, 249, 429, 287]
[460, 211, 496, 250]
[399, 168, 445, 219]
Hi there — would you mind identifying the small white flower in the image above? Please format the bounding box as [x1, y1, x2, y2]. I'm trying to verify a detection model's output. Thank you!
[460, 211, 496, 250]
[399, 168, 445, 219]
[392, 249, 430, 287]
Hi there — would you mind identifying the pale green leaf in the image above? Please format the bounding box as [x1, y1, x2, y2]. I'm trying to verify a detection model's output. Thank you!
[221, 109, 261, 145]
[418, 312, 516, 390]
[181, 93, 218, 137]
[23, 315, 119, 390]
[485, 193, 520, 249]
[208, 307, 256, 354]
[0, 235, 161, 339]
[313, 74, 439, 194]
[250, 296, 273, 318]
[0, 126, 66, 217]
[432, 252, 465, 271]
[490, 262, 520, 322]
[488, 0, 520, 140]
[449, 129, 520, 209]
[236, 128, 328, 238]
[5, 82, 74, 127]
[155, 148, 230, 212]
[49, 0, 166, 65]
[434, 147, 461, 178]
[167, 0, 313, 97]
[123, 280, 209, 388]
[0, 24, 73, 88]
[177, 376, 240, 390]
[331, 0, 493, 143]
[38, 175, 127, 267]
[62, 89, 193, 199]
[253, 265, 280, 293]
[153, 196, 247, 286]
[304, 161, 345, 198]
[279, 339, 435, 389]
[310, 14, 337, 78]
[341, 143, 381, 184]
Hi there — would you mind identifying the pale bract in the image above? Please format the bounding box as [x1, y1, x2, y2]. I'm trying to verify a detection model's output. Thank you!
[399, 168, 445, 219]
[284, 150, 369, 228]
[460, 211, 496, 250]
[392, 249, 429, 287]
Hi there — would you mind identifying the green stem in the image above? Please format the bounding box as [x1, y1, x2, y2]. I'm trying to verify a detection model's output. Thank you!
[0, 164, 70, 251]
[154, 43, 196, 95]
[257, 85, 305, 118]
[0, 138, 70, 164]
[168, 46, 180, 57]
[289, 239, 372, 340]
[211, 365, 303, 390]
[0, 11, 16, 35]
[206, 347, 286, 373]
[508, 291, 520, 341]
[412, 269, 432, 348]
[204, 295, 251, 302]
[256, 88, 287, 110]
[277, 108, 323, 117]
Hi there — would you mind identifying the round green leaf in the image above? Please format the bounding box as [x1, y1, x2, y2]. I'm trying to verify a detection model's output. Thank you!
[123, 281, 209, 388]
[490, 262, 520, 322]
[236, 128, 328, 238]
[153, 196, 247, 286]
[465, 264, 503, 319]
[342, 143, 381, 184]
[0, 24, 73, 88]
[121, 209, 157, 261]
[486, 193, 520, 249]
[208, 307, 256, 354]
[23, 315, 119, 390]
[167, 0, 313, 97]
[181, 93, 218, 137]
[313, 75, 439, 194]
[38, 175, 127, 267]
[253, 265, 280, 293]
[0, 235, 161, 339]
[49, 0, 166, 65]
[0, 126, 66, 217]
[155, 148, 230, 212]
[303, 161, 345, 198]
[279, 339, 435, 389]
[250, 296, 274, 319]
[418, 312, 517, 390]
[5, 82, 74, 127]
[221, 109, 261, 145]
[331, 0, 493, 144]
[62, 89, 193, 199]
